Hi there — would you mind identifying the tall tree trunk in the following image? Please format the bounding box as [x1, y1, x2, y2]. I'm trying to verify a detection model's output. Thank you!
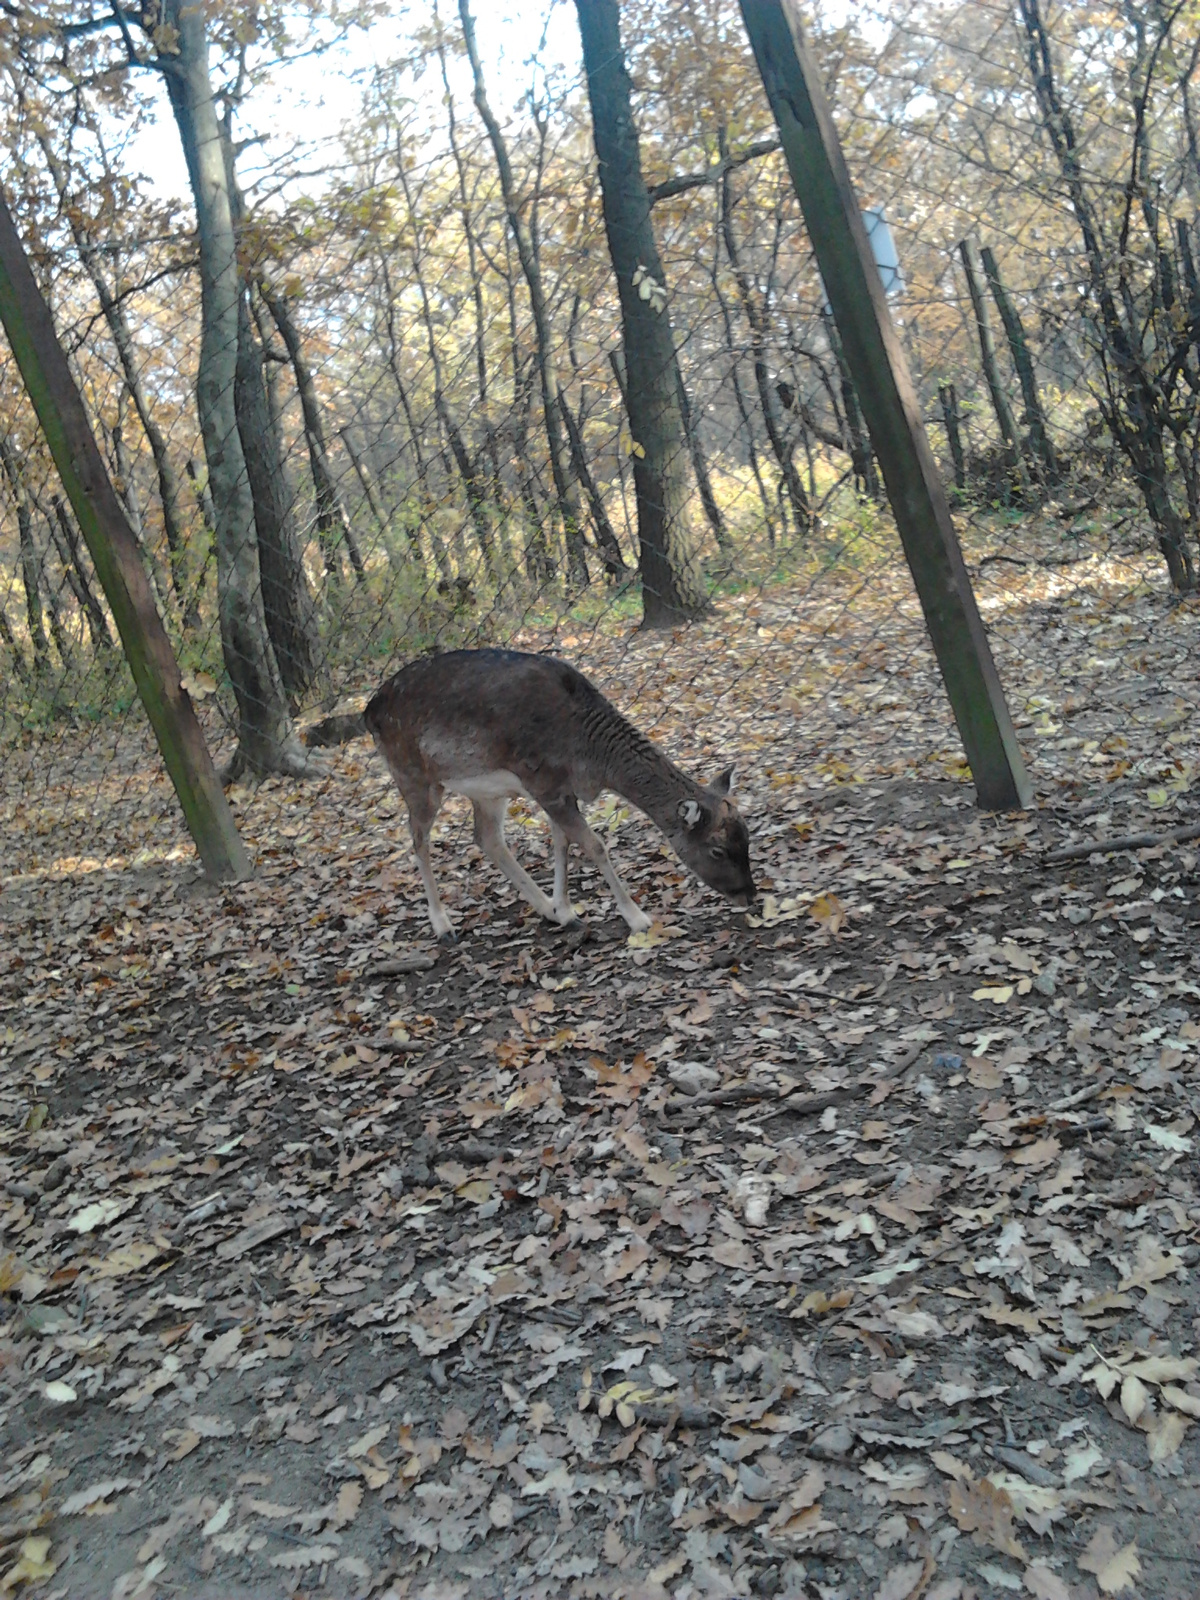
[338, 424, 408, 570]
[49, 494, 113, 651]
[820, 308, 879, 499]
[959, 235, 1030, 493]
[501, 232, 551, 583]
[218, 133, 320, 701]
[939, 383, 967, 491]
[38, 527, 77, 670]
[575, 0, 708, 625]
[378, 256, 438, 577]
[0, 599, 30, 684]
[258, 280, 365, 586]
[557, 386, 627, 578]
[234, 288, 319, 703]
[111, 387, 169, 610]
[31, 120, 196, 626]
[184, 456, 216, 616]
[435, 7, 502, 506]
[389, 154, 498, 586]
[719, 144, 813, 538]
[459, 0, 588, 592]
[675, 359, 728, 550]
[154, 2, 308, 777]
[0, 432, 50, 670]
[708, 209, 776, 542]
[980, 243, 1060, 484]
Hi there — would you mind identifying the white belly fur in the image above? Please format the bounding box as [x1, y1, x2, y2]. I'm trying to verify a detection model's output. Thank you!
[447, 769, 529, 803]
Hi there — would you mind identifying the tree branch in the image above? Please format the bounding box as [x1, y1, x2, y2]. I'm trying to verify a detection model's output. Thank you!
[647, 136, 780, 205]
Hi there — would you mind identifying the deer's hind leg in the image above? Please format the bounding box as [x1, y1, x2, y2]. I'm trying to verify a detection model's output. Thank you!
[404, 782, 455, 943]
[471, 797, 572, 925]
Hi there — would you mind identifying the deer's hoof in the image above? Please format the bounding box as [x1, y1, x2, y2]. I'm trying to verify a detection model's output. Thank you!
[563, 916, 585, 932]
[437, 929, 458, 947]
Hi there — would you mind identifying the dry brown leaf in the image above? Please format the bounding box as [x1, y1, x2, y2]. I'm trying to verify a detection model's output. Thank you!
[1077, 1526, 1141, 1593]
[948, 1477, 1026, 1559]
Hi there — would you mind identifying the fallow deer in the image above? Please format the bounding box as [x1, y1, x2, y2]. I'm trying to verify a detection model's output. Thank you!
[365, 649, 754, 942]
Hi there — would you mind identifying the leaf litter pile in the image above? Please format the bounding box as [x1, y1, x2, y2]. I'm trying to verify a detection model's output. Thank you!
[2, 551, 1200, 1600]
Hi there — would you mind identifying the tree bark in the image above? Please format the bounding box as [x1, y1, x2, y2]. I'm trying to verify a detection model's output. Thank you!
[675, 359, 728, 550]
[155, 2, 309, 777]
[0, 432, 50, 670]
[435, 8, 501, 504]
[50, 494, 113, 651]
[0, 597, 29, 684]
[575, 0, 708, 625]
[37, 522, 76, 670]
[234, 287, 319, 703]
[338, 424, 407, 569]
[257, 279, 365, 586]
[377, 255, 439, 577]
[720, 144, 813, 538]
[938, 383, 967, 492]
[557, 385, 627, 578]
[959, 235, 1028, 492]
[389, 152, 498, 586]
[459, 0, 588, 592]
[979, 244, 1059, 485]
[820, 307, 879, 498]
[708, 209, 777, 541]
[111, 386, 168, 610]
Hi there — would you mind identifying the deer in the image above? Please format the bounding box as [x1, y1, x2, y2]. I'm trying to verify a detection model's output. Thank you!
[364, 649, 754, 943]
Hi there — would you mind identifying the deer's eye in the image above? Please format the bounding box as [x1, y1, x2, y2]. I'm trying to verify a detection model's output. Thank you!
[709, 845, 727, 860]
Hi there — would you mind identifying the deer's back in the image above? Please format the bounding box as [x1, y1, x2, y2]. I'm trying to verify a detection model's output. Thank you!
[365, 650, 618, 798]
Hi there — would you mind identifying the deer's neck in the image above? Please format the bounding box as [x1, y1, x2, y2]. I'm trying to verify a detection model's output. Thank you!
[597, 709, 702, 832]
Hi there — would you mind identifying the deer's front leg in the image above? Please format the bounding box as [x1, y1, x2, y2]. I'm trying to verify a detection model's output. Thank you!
[472, 799, 561, 923]
[544, 800, 652, 933]
[548, 822, 583, 927]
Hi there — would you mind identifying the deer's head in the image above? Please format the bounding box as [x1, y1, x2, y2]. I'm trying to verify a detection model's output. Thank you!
[674, 768, 755, 909]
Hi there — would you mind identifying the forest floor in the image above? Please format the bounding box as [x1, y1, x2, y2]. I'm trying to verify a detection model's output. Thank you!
[2, 539, 1200, 1600]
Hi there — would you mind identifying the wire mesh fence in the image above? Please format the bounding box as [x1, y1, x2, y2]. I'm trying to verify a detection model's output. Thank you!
[1, 0, 1197, 908]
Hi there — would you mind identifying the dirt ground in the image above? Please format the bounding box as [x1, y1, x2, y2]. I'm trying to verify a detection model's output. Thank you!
[3, 553, 1200, 1599]
[2, 765, 1199, 1600]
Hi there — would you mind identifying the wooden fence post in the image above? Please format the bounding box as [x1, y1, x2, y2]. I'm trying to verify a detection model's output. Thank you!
[0, 188, 251, 881]
[736, 0, 1031, 810]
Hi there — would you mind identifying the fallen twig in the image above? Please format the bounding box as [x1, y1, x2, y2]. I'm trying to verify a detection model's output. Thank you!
[989, 1444, 1059, 1487]
[369, 952, 438, 976]
[1043, 820, 1200, 864]
[661, 1078, 873, 1117]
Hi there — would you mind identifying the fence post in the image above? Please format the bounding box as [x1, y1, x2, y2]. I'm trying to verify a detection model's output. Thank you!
[0, 188, 252, 881]
[736, 0, 1031, 810]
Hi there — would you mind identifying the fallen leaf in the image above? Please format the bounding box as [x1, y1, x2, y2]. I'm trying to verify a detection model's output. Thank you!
[1077, 1527, 1140, 1593]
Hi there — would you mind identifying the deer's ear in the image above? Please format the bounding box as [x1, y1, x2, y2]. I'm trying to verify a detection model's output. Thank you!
[710, 766, 735, 798]
[678, 797, 705, 831]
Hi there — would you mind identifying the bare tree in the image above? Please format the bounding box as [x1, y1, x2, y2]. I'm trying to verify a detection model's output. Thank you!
[575, 0, 708, 625]
[153, 1, 310, 775]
